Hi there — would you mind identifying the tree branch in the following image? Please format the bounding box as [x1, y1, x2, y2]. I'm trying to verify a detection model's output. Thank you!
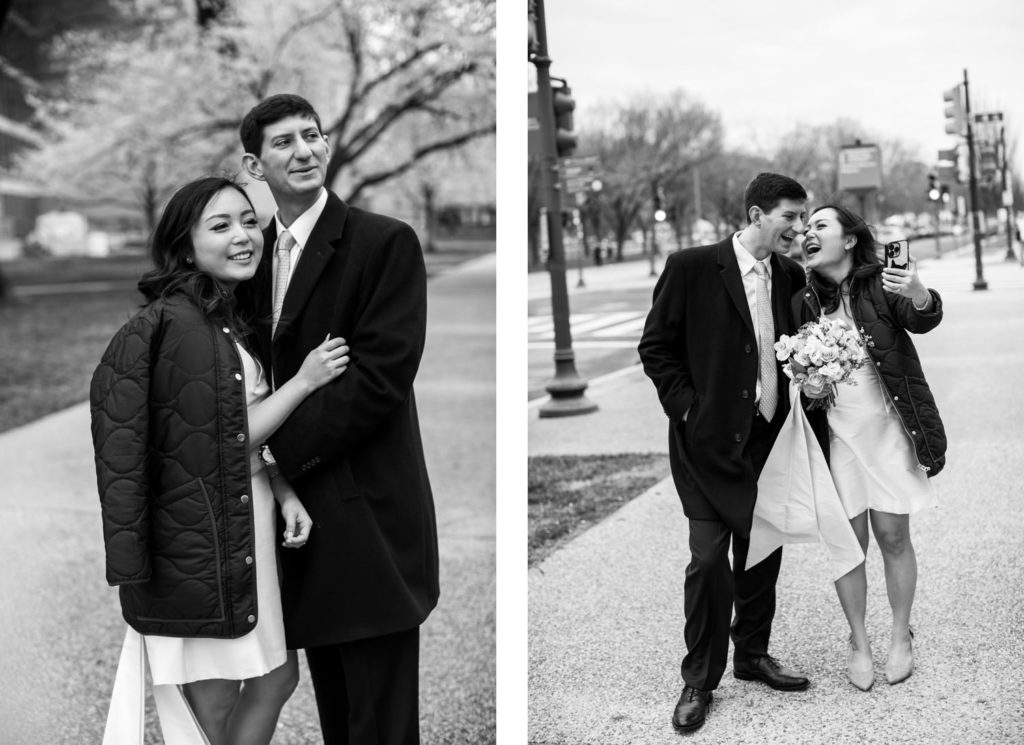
[344, 123, 494, 202]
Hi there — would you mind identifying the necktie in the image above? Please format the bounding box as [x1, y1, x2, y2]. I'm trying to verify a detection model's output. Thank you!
[754, 261, 777, 421]
[272, 229, 296, 334]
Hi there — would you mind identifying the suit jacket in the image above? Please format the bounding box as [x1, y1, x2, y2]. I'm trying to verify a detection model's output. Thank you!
[638, 237, 806, 536]
[237, 191, 439, 647]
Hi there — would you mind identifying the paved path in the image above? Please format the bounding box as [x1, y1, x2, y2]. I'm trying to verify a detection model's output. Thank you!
[0, 254, 496, 744]
[528, 249, 1024, 744]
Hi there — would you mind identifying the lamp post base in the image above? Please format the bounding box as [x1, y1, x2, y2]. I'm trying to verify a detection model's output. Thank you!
[539, 365, 598, 418]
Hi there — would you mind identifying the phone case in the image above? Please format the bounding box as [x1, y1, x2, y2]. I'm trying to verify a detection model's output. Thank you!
[884, 240, 910, 270]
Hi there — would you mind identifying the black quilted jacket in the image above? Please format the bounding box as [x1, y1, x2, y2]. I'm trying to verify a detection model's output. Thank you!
[794, 269, 947, 477]
[90, 293, 258, 638]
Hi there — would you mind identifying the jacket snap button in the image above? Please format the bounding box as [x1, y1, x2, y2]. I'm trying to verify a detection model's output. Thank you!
[247, 614, 256, 624]
[222, 327, 230, 334]
[745, 344, 751, 354]
[245, 556, 253, 565]
[236, 433, 246, 442]
[911, 430, 917, 435]
[741, 390, 749, 399]
[234, 373, 242, 381]
[240, 494, 250, 504]
[734, 433, 742, 442]
[893, 395, 899, 401]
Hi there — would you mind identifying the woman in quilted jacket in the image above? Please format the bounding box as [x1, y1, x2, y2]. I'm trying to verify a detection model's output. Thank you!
[91, 177, 349, 744]
[795, 204, 945, 693]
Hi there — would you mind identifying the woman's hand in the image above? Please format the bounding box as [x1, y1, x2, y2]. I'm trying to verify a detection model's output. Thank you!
[295, 335, 350, 393]
[274, 480, 312, 548]
[882, 257, 931, 310]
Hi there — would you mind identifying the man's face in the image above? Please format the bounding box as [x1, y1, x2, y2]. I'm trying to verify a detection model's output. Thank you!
[246, 115, 329, 200]
[755, 198, 807, 255]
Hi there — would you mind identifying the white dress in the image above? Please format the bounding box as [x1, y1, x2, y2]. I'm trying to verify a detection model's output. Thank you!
[825, 297, 937, 518]
[103, 344, 287, 744]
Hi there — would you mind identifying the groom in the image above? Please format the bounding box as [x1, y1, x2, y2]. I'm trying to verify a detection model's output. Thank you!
[638, 172, 810, 734]
[237, 94, 439, 744]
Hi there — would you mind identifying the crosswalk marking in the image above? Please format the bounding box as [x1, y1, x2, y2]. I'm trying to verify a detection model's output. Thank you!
[529, 310, 648, 344]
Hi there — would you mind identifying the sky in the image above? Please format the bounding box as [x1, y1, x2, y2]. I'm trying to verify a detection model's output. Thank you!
[543, 0, 1024, 178]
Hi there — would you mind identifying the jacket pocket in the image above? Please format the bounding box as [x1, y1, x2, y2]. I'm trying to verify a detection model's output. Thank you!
[135, 478, 226, 623]
[332, 458, 362, 502]
[900, 376, 946, 474]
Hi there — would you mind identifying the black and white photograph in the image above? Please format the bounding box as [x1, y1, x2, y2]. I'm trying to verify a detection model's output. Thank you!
[528, 1, 1024, 743]
[0, 1, 494, 743]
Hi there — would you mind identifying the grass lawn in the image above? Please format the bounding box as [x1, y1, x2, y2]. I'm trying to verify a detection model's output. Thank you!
[528, 453, 670, 566]
[0, 287, 143, 433]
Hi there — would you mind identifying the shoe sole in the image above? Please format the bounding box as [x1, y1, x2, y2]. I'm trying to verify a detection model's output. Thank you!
[733, 671, 810, 691]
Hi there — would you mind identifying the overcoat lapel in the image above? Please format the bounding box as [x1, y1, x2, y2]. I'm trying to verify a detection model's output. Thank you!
[717, 239, 754, 337]
[272, 194, 350, 345]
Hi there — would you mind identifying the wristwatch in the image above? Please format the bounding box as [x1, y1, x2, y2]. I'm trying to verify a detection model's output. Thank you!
[258, 443, 280, 479]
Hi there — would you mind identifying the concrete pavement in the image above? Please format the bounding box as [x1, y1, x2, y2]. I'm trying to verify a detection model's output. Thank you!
[529, 245, 1024, 744]
[0, 253, 496, 744]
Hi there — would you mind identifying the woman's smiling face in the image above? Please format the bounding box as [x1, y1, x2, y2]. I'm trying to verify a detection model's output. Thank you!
[803, 208, 853, 276]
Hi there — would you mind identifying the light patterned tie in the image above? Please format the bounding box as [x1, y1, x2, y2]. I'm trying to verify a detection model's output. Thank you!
[754, 261, 777, 421]
[271, 229, 296, 335]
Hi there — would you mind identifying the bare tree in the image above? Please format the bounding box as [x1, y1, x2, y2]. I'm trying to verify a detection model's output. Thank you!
[15, 0, 495, 228]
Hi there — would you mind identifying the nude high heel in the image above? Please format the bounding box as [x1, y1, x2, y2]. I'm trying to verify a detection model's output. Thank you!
[847, 636, 874, 691]
[886, 628, 914, 685]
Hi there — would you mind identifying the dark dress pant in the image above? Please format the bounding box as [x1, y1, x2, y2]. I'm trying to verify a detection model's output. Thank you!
[305, 627, 420, 745]
[680, 411, 784, 690]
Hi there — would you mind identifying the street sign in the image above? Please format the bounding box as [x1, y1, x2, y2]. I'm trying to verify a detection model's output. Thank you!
[560, 155, 600, 195]
[936, 164, 957, 183]
[837, 144, 882, 191]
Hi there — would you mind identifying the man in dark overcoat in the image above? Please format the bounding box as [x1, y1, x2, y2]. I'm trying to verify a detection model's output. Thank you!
[638, 172, 811, 734]
[238, 94, 439, 745]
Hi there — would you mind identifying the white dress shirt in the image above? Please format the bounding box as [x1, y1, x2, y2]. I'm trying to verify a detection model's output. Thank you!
[271, 187, 328, 296]
[732, 232, 773, 404]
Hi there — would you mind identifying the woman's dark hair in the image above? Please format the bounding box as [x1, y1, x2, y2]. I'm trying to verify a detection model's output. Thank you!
[137, 177, 257, 335]
[807, 203, 883, 313]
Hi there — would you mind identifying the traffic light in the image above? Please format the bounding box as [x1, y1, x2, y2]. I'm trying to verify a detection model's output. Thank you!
[943, 86, 965, 136]
[940, 185, 950, 204]
[551, 80, 577, 158]
[928, 173, 940, 201]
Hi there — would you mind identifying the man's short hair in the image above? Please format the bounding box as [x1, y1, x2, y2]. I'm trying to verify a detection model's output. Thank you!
[239, 94, 323, 156]
[743, 173, 807, 222]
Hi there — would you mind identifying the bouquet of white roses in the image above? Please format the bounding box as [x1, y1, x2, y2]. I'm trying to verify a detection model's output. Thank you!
[773, 317, 870, 409]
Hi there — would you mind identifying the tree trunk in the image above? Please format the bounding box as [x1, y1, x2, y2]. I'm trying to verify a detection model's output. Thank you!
[421, 182, 436, 253]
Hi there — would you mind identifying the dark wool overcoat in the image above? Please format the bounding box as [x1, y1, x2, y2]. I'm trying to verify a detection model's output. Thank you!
[795, 268, 947, 476]
[236, 190, 440, 648]
[638, 238, 806, 537]
[91, 294, 258, 638]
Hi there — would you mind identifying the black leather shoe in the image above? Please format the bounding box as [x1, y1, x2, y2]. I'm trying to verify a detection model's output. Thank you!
[671, 686, 712, 734]
[733, 654, 810, 691]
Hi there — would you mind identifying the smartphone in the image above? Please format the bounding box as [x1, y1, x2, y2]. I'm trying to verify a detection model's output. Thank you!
[884, 239, 910, 270]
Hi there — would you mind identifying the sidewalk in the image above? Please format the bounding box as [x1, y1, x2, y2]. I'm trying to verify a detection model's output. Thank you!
[528, 248, 1024, 744]
[0, 254, 497, 745]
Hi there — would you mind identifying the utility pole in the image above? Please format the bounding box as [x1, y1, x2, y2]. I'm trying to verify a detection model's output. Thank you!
[962, 69, 988, 290]
[529, 0, 597, 417]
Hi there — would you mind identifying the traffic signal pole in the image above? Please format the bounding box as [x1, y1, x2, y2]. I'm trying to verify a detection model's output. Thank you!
[962, 69, 988, 290]
[531, 0, 597, 417]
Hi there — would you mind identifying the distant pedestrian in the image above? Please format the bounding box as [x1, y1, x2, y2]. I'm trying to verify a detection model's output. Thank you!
[764, 204, 945, 691]
[90, 176, 349, 744]
[236, 93, 440, 745]
[638, 172, 810, 734]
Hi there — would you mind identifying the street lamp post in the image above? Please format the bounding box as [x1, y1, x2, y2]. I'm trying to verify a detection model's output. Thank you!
[999, 123, 1016, 262]
[530, 0, 597, 417]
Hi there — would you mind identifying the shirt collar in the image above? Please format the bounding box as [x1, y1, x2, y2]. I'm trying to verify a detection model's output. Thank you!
[273, 187, 328, 248]
[732, 231, 772, 277]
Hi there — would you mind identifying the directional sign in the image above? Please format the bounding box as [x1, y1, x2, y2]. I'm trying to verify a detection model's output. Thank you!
[560, 155, 600, 195]
[837, 144, 882, 191]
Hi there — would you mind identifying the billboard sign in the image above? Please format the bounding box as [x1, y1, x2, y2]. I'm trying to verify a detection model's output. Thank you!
[837, 144, 883, 191]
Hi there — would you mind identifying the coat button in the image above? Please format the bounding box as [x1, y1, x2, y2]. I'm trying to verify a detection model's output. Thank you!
[745, 344, 752, 354]
[240, 494, 250, 504]
[875, 361, 881, 366]
[734, 433, 742, 442]
[223, 327, 231, 334]
[236, 433, 246, 442]
[234, 373, 242, 381]
[247, 614, 256, 624]
[741, 390, 750, 399]
[911, 430, 917, 435]
[893, 395, 899, 401]
[245, 556, 253, 565]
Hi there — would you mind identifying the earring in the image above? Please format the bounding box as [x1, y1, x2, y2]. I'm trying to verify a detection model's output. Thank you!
[186, 257, 194, 264]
